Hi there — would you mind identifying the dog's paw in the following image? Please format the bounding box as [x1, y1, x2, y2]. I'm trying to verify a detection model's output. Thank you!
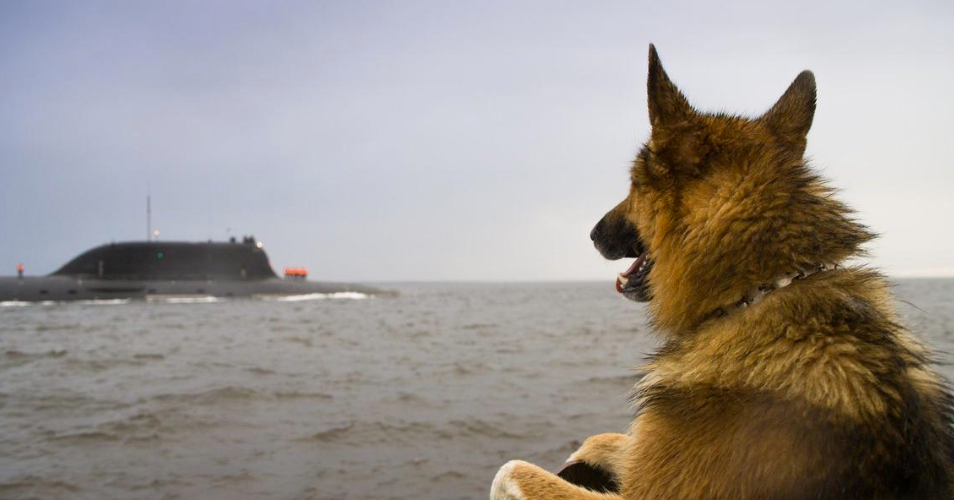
[490, 460, 529, 500]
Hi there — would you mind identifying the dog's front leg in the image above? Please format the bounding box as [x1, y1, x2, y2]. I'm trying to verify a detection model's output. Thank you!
[490, 459, 623, 500]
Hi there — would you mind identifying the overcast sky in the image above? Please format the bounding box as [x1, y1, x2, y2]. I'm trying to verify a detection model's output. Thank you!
[1, 0, 952, 281]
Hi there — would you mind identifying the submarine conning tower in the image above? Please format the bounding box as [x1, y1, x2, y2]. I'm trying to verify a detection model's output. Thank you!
[51, 240, 277, 281]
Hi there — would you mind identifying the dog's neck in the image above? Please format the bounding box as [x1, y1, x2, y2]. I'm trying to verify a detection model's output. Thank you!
[707, 263, 838, 321]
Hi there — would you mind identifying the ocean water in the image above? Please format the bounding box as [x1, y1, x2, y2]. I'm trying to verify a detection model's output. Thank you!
[1, 280, 952, 500]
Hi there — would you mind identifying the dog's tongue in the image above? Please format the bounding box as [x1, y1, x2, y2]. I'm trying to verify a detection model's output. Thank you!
[615, 252, 647, 293]
[622, 253, 646, 278]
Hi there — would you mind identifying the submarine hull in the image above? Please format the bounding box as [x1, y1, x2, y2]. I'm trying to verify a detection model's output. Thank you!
[0, 277, 383, 303]
[3, 240, 386, 302]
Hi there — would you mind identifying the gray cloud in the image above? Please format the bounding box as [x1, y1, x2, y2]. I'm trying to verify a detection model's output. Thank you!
[1, 0, 952, 280]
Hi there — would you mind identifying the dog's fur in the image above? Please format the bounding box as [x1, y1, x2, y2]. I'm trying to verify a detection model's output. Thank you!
[490, 46, 954, 500]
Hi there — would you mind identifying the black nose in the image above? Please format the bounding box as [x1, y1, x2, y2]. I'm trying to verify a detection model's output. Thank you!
[590, 220, 602, 242]
[590, 213, 642, 260]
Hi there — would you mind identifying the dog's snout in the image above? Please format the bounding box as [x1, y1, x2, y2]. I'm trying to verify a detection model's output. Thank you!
[591, 210, 642, 261]
[590, 220, 603, 242]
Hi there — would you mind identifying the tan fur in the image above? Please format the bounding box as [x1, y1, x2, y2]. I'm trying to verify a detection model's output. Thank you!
[491, 460, 620, 500]
[566, 433, 630, 474]
[491, 45, 954, 500]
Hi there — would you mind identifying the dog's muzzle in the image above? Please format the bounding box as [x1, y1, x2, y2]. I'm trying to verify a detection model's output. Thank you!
[590, 217, 640, 260]
[591, 213, 652, 302]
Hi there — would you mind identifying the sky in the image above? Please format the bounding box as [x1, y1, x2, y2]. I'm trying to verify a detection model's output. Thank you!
[1, 0, 952, 281]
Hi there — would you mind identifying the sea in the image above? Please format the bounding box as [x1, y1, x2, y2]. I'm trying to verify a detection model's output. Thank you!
[1, 280, 953, 500]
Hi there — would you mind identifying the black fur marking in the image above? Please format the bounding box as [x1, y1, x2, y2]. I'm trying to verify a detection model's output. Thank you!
[556, 461, 620, 493]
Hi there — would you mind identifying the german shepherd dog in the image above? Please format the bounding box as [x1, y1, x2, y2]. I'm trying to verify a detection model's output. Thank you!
[490, 45, 954, 500]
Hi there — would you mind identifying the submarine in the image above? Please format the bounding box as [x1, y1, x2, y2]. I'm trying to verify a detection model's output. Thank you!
[0, 237, 382, 302]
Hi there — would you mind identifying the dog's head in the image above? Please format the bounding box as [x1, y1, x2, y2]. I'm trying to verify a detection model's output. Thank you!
[592, 45, 872, 330]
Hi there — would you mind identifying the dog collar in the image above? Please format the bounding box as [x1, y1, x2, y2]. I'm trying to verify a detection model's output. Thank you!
[710, 263, 838, 320]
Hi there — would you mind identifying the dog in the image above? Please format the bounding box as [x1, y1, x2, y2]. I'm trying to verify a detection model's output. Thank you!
[490, 45, 954, 500]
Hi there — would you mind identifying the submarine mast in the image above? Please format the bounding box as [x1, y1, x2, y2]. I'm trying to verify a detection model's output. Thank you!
[147, 194, 152, 242]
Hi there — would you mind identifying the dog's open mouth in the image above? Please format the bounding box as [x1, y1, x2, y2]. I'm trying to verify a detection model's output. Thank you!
[616, 251, 653, 302]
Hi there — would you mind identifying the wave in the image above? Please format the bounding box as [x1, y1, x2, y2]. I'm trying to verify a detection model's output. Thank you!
[151, 386, 258, 404]
[299, 421, 356, 442]
[450, 419, 525, 439]
[578, 374, 636, 386]
[273, 390, 333, 400]
[295, 420, 450, 444]
[62, 357, 150, 372]
[0, 300, 58, 307]
[3, 349, 69, 368]
[3, 293, 368, 306]
[2, 299, 130, 307]
[0, 475, 80, 495]
[132, 353, 165, 360]
[4, 349, 68, 360]
[266, 292, 371, 302]
[16, 392, 131, 413]
[46, 408, 200, 444]
[78, 298, 131, 305]
[295, 417, 520, 445]
[149, 386, 333, 405]
[50, 430, 118, 443]
[430, 470, 467, 481]
[147, 296, 220, 304]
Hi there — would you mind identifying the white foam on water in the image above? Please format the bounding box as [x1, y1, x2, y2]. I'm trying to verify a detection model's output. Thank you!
[147, 296, 220, 304]
[3, 299, 131, 307]
[78, 299, 132, 306]
[270, 292, 370, 302]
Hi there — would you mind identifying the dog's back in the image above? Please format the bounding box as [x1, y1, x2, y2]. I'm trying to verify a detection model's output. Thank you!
[625, 268, 954, 499]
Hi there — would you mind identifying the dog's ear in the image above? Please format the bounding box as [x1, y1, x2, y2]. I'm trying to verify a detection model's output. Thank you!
[646, 45, 707, 176]
[647, 44, 692, 129]
[761, 71, 816, 144]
